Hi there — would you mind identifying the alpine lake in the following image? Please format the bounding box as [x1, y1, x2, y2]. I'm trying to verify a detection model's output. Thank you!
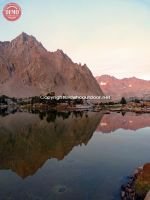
[0, 110, 150, 200]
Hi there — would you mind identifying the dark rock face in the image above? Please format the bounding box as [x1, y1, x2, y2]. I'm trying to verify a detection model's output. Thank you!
[0, 32, 103, 97]
[96, 75, 150, 101]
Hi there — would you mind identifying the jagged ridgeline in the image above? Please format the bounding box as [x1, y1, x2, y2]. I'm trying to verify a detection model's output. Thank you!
[96, 75, 150, 101]
[0, 33, 103, 97]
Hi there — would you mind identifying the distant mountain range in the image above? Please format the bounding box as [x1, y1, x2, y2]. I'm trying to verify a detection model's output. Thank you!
[0, 32, 103, 98]
[96, 75, 150, 101]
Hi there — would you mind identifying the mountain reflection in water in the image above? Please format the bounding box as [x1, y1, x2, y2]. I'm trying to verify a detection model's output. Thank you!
[0, 111, 150, 200]
[97, 112, 150, 133]
[0, 111, 102, 178]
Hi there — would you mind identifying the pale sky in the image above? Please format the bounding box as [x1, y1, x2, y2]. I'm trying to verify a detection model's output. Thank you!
[0, 0, 150, 80]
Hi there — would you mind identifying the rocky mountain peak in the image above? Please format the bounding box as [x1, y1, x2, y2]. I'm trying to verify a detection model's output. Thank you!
[10, 32, 46, 53]
[54, 49, 73, 63]
[16, 32, 30, 42]
[56, 49, 64, 54]
[11, 32, 33, 44]
[13, 32, 39, 42]
[0, 33, 103, 98]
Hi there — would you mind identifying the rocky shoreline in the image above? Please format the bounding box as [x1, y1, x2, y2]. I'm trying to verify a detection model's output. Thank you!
[121, 164, 150, 200]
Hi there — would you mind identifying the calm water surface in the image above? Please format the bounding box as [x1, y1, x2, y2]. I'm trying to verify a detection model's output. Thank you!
[0, 111, 150, 200]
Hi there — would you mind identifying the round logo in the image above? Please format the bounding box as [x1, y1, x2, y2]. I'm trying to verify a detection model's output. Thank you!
[3, 2, 22, 21]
